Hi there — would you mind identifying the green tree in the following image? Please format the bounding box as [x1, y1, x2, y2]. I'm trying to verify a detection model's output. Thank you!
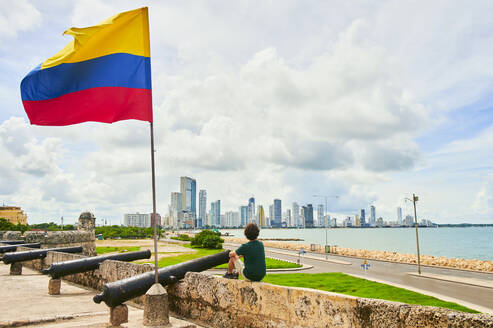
[191, 230, 224, 249]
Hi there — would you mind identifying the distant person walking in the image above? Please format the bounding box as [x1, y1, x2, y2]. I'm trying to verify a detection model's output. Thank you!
[223, 223, 266, 281]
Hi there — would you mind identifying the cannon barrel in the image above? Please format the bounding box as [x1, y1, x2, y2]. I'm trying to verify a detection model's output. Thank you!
[42, 250, 152, 279]
[1, 246, 83, 264]
[93, 250, 230, 307]
[0, 240, 26, 245]
[0, 243, 41, 254]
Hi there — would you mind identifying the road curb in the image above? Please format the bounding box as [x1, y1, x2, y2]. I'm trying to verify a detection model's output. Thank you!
[347, 273, 493, 314]
[407, 272, 493, 289]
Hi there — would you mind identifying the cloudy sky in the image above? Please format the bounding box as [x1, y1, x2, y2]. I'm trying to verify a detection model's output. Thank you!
[1, 0, 492, 224]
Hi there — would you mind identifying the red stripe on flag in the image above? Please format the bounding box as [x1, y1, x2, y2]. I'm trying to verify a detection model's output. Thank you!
[22, 87, 152, 126]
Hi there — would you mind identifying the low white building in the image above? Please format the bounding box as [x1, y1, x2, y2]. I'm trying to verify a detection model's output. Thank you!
[124, 213, 151, 228]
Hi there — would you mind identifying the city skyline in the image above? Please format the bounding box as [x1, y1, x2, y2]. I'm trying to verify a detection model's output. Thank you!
[1, 2, 492, 225]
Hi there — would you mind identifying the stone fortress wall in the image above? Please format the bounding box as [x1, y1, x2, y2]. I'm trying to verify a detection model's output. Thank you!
[0, 211, 96, 256]
[8, 248, 493, 327]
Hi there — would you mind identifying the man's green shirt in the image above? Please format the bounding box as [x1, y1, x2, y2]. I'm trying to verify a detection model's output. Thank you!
[236, 240, 266, 281]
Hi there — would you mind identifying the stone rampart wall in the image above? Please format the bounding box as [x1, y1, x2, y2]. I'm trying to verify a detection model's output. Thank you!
[12, 250, 493, 328]
[169, 272, 493, 328]
[1, 230, 96, 255]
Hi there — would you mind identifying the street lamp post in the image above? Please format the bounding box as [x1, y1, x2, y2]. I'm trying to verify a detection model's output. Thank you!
[406, 194, 421, 274]
[313, 195, 338, 258]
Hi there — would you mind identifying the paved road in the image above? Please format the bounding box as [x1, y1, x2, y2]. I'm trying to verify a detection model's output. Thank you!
[225, 242, 493, 313]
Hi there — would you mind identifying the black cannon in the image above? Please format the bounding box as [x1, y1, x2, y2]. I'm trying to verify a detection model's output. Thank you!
[93, 250, 230, 307]
[0, 240, 26, 245]
[0, 243, 41, 254]
[42, 250, 152, 279]
[1, 246, 83, 264]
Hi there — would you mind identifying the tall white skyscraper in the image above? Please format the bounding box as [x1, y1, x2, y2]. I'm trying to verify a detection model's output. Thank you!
[170, 192, 182, 228]
[292, 202, 300, 227]
[269, 204, 274, 226]
[225, 211, 240, 227]
[397, 207, 403, 224]
[285, 209, 292, 227]
[317, 204, 324, 227]
[370, 205, 376, 227]
[198, 190, 207, 228]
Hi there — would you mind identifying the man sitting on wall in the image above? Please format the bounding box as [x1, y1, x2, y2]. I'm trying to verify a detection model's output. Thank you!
[223, 223, 266, 281]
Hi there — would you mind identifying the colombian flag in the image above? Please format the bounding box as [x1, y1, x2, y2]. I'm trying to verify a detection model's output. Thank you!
[20, 7, 152, 126]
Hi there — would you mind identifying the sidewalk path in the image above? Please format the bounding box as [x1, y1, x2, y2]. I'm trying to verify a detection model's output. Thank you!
[0, 264, 198, 327]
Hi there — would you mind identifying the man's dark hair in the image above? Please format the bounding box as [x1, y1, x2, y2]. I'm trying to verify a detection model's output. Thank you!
[244, 223, 259, 240]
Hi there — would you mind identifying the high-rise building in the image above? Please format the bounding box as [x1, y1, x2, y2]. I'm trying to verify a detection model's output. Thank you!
[303, 204, 314, 228]
[324, 214, 331, 227]
[225, 211, 240, 227]
[360, 209, 366, 227]
[317, 204, 324, 227]
[170, 192, 182, 228]
[180, 176, 196, 222]
[370, 205, 376, 227]
[248, 197, 255, 223]
[124, 213, 150, 228]
[273, 199, 282, 227]
[239, 206, 248, 227]
[300, 206, 305, 227]
[292, 202, 300, 227]
[404, 215, 414, 226]
[198, 190, 207, 228]
[354, 214, 360, 227]
[257, 205, 266, 226]
[285, 209, 292, 227]
[397, 207, 403, 224]
[210, 200, 221, 227]
[269, 204, 274, 226]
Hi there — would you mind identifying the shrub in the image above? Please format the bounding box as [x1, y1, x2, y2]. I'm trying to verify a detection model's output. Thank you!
[191, 230, 224, 249]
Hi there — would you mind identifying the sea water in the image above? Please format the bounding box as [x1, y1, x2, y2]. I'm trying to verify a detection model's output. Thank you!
[220, 227, 493, 261]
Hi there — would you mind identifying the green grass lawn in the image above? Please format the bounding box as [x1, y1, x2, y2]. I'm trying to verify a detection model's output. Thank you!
[263, 273, 478, 313]
[154, 246, 223, 267]
[151, 245, 301, 269]
[215, 257, 301, 269]
[96, 246, 141, 254]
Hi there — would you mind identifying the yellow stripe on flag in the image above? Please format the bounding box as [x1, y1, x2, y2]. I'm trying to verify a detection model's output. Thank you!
[41, 7, 150, 69]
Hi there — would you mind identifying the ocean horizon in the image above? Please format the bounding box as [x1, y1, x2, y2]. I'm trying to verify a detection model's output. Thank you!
[219, 227, 493, 261]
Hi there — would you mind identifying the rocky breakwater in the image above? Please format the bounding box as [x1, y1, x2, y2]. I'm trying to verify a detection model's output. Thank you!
[224, 237, 493, 273]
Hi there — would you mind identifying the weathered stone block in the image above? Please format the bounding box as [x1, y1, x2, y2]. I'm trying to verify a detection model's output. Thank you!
[78, 212, 95, 232]
[48, 278, 61, 295]
[143, 283, 170, 326]
[2, 230, 22, 241]
[10, 262, 22, 275]
[110, 304, 128, 326]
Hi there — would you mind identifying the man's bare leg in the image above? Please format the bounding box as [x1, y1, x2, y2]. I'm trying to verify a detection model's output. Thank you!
[228, 254, 239, 274]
